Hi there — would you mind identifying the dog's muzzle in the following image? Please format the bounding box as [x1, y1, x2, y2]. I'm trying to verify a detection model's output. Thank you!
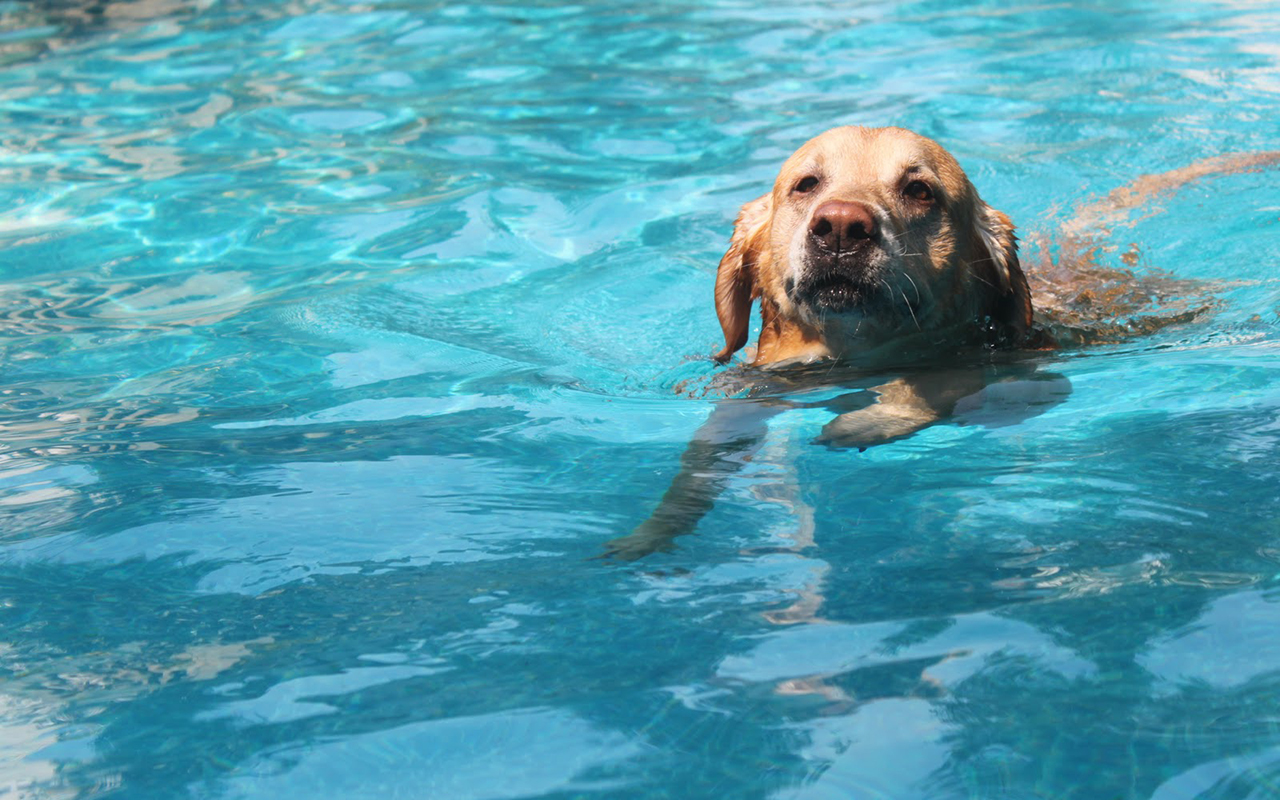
[795, 200, 883, 312]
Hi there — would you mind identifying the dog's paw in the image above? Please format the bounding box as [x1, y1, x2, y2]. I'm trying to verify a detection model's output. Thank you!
[814, 405, 937, 450]
[599, 521, 681, 561]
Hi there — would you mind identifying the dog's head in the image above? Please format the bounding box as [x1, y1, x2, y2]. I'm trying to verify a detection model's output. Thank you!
[714, 126, 1032, 364]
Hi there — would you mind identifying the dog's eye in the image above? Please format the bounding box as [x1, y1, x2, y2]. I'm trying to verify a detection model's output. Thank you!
[904, 180, 934, 203]
[793, 176, 820, 194]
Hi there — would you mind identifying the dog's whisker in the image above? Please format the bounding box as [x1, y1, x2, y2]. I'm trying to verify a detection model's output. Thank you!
[903, 271, 923, 305]
[967, 270, 998, 290]
[900, 288, 922, 331]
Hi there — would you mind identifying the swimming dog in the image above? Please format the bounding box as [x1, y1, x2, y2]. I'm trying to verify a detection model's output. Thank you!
[605, 127, 1279, 559]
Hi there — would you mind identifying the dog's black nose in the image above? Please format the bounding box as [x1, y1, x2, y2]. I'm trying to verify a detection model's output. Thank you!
[809, 201, 879, 251]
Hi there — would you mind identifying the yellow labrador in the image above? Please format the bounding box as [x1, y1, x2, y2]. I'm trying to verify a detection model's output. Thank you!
[604, 126, 1279, 559]
[710, 125, 1046, 449]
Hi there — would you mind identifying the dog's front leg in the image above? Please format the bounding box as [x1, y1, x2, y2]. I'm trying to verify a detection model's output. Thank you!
[815, 370, 988, 450]
[602, 399, 785, 560]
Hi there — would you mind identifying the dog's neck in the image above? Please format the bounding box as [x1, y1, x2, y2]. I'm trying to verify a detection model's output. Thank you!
[753, 298, 829, 365]
[752, 297, 988, 367]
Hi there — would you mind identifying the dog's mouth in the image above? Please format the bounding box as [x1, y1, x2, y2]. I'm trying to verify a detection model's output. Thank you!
[794, 268, 879, 313]
[793, 237, 889, 313]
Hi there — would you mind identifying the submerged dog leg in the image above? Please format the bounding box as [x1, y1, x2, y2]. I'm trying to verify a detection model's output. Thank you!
[602, 400, 785, 560]
[1063, 151, 1280, 239]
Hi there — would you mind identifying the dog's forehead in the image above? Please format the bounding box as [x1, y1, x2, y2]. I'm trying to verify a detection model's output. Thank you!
[780, 126, 962, 186]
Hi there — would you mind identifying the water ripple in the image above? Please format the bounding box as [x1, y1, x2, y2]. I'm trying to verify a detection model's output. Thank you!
[2, 1, 1280, 799]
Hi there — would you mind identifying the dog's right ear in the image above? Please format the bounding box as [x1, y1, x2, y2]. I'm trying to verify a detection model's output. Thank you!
[971, 201, 1033, 345]
[713, 193, 771, 364]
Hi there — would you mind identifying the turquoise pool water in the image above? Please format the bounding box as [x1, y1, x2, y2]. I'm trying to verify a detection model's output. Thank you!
[3, 0, 1280, 797]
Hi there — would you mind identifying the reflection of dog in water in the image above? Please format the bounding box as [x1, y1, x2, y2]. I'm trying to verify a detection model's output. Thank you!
[606, 126, 1280, 560]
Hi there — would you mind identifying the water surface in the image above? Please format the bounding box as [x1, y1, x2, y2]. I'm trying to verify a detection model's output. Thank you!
[3, 1, 1280, 798]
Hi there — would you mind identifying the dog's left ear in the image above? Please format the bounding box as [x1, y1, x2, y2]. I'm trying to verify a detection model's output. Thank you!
[972, 203, 1033, 343]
